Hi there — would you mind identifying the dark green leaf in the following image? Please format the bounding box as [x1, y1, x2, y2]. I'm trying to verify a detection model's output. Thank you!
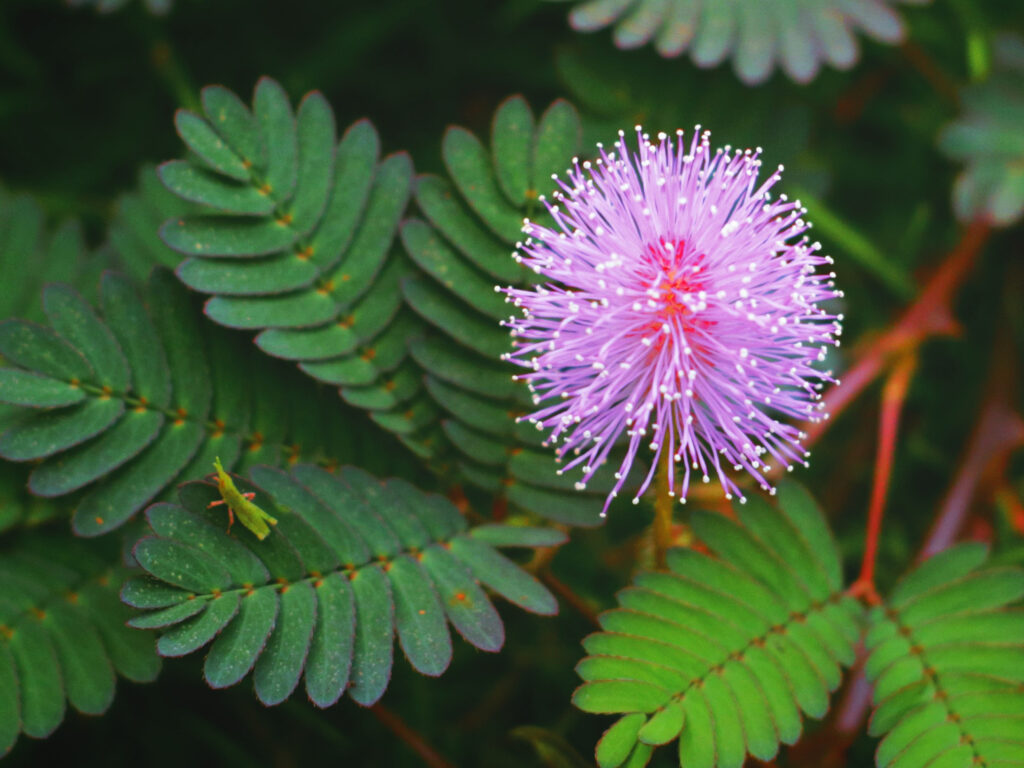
[158, 161, 276, 215]
[28, 410, 163, 496]
[156, 593, 240, 657]
[347, 564, 394, 706]
[177, 252, 318, 296]
[532, 100, 582, 194]
[252, 77, 298, 200]
[0, 398, 124, 462]
[133, 538, 232, 593]
[253, 580, 316, 705]
[161, 215, 298, 257]
[101, 272, 171, 407]
[448, 534, 557, 615]
[72, 421, 205, 536]
[419, 543, 503, 652]
[0, 321, 93, 383]
[0, 369, 84, 408]
[401, 218, 508, 320]
[414, 175, 523, 283]
[44, 604, 115, 715]
[442, 126, 523, 242]
[175, 109, 250, 181]
[43, 284, 129, 392]
[201, 85, 266, 170]
[287, 93, 336, 235]
[204, 587, 278, 689]
[492, 96, 535, 207]
[388, 555, 451, 677]
[304, 573, 355, 708]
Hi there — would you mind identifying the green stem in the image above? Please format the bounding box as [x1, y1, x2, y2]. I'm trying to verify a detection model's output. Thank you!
[149, 38, 199, 111]
[653, 450, 674, 570]
[948, 0, 992, 81]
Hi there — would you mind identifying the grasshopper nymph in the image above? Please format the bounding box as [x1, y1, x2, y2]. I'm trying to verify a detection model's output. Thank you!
[209, 457, 278, 539]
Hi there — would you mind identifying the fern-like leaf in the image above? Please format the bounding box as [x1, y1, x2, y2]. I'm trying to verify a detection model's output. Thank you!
[573, 483, 864, 767]
[158, 77, 426, 422]
[108, 165, 194, 284]
[865, 542, 1024, 767]
[0, 464, 67, 535]
[123, 464, 564, 707]
[403, 96, 643, 526]
[0, 532, 160, 756]
[938, 34, 1024, 227]
[550, 0, 930, 85]
[0, 270, 365, 536]
[0, 189, 104, 324]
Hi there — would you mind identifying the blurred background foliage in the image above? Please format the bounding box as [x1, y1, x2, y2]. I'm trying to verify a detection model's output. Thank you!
[1, 0, 1022, 765]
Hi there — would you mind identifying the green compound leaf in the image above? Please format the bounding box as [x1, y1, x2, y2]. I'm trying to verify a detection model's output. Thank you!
[573, 482, 864, 768]
[0, 189, 106, 324]
[157, 77, 426, 427]
[865, 543, 1024, 768]
[0, 531, 160, 757]
[108, 165, 196, 285]
[404, 95, 646, 527]
[124, 464, 560, 708]
[551, 0, 924, 85]
[0, 270, 365, 536]
[938, 34, 1024, 227]
[0, 463, 67, 534]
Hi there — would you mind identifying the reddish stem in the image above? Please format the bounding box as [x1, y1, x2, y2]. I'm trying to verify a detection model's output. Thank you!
[835, 667, 874, 736]
[996, 483, 1024, 536]
[446, 485, 470, 515]
[849, 353, 917, 605]
[788, 654, 871, 767]
[369, 704, 457, 768]
[826, 300, 1021, 756]
[919, 400, 1024, 560]
[828, 397, 1024, 756]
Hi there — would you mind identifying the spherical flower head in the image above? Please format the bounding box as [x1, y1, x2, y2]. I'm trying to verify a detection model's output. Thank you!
[500, 127, 843, 516]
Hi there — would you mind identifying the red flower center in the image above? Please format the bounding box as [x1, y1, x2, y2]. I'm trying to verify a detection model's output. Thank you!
[636, 238, 714, 351]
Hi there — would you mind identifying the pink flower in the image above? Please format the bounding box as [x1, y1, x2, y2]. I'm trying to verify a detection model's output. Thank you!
[501, 127, 842, 515]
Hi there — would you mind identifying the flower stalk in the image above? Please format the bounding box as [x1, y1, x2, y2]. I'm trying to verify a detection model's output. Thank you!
[849, 351, 917, 605]
[652, 448, 675, 570]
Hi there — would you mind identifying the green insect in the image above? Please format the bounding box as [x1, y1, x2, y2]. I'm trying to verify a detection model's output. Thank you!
[208, 457, 278, 540]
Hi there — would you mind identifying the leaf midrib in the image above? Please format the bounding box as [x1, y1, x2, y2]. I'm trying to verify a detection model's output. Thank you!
[154, 536, 473, 608]
[0, 559, 119, 645]
[620, 589, 849, 710]
[880, 606, 994, 767]
[46, 377, 326, 468]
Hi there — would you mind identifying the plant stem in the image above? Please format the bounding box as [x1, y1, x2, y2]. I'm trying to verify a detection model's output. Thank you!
[826, 373, 1022, 755]
[653, 449, 675, 570]
[850, 352, 917, 604]
[919, 356, 1024, 559]
[369, 704, 457, 768]
[920, 402, 1024, 558]
[150, 39, 199, 111]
